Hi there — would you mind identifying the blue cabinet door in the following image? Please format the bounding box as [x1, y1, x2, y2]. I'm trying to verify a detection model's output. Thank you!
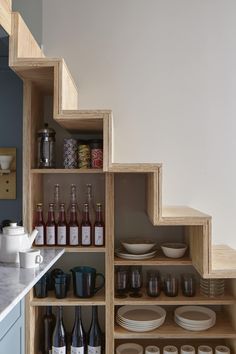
[0, 300, 25, 354]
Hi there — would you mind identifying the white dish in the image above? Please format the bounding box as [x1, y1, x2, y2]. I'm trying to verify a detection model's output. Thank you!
[175, 318, 215, 331]
[121, 239, 156, 255]
[115, 248, 157, 260]
[161, 243, 187, 258]
[175, 306, 216, 326]
[116, 343, 143, 354]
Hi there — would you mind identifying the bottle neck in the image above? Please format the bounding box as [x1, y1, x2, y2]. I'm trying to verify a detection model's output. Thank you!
[95, 210, 102, 223]
[46, 306, 52, 316]
[82, 210, 89, 223]
[91, 306, 98, 325]
[75, 306, 82, 323]
[56, 306, 63, 323]
[70, 210, 77, 224]
[58, 211, 66, 224]
[48, 210, 55, 223]
[36, 210, 44, 223]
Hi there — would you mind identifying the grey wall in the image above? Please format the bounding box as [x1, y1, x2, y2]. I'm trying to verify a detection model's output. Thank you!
[13, 0, 42, 46]
[0, 33, 23, 223]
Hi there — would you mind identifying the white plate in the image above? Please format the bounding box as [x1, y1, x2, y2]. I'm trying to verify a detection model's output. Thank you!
[117, 305, 166, 324]
[175, 319, 215, 331]
[116, 317, 162, 328]
[175, 306, 216, 326]
[116, 343, 143, 354]
[116, 320, 161, 332]
[115, 248, 157, 260]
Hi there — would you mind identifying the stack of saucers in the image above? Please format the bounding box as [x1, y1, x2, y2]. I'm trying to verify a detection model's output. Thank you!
[200, 279, 225, 297]
[116, 305, 166, 332]
[174, 306, 216, 331]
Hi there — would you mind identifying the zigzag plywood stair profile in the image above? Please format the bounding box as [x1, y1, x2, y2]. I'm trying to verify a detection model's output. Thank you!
[2, 2, 236, 354]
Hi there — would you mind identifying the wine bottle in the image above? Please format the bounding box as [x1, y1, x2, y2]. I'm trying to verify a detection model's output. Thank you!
[52, 306, 67, 354]
[43, 306, 55, 354]
[46, 203, 56, 246]
[93, 203, 104, 247]
[71, 306, 86, 354]
[85, 184, 95, 226]
[81, 203, 91, 246]
[67, 184, 80, 218]
[34, 203, 45, 246]
[53, 184, 61, 222]
[57, 203, 67, 246]
[69, 204, 79, 246]
[87, 306, 102, 354]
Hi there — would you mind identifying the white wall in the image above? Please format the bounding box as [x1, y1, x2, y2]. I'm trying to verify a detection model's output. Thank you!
[42, 0, 236, 248]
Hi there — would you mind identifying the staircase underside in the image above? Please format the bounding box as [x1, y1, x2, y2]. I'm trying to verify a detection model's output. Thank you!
[1, 4, 236, 278]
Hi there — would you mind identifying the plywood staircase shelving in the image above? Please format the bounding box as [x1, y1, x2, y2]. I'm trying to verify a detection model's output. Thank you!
[2, 3, 236, 354]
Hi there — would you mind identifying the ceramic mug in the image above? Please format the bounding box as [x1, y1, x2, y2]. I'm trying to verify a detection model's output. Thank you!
[163, 346, 178, 354]
[71, 266, 105, 298]
[145, 346, 160, 354]
[215, 347, 230, 354]
[181, 345, 196, 354]
[19, 249, 43, 268]
[198, 346, 213, 354]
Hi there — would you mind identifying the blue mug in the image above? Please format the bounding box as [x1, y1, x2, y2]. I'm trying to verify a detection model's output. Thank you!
[70, 266, 105, 298]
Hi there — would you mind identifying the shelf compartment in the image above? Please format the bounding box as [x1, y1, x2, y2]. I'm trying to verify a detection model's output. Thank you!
[31, 168, 104, 174]
[114, 255, 192, 266]
[114, 313, 236, 339]
[35, 246, 106, 253]
[31, 289, 105, 306]
[114, 291, 236, 306]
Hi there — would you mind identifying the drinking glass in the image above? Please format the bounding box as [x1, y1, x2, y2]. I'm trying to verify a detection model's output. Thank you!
[146, 270, 161, 297]
[115, 267, 128, 298]
[130, 266, 143, 297]
[181, 273, 196, 297]
[163, 274, 178, 297]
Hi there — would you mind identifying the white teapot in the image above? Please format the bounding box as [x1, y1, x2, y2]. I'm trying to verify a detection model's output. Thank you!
[0, 223, 38, 263]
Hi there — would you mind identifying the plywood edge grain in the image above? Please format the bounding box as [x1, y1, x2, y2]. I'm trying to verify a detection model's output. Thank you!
[0, 0, 12, 35]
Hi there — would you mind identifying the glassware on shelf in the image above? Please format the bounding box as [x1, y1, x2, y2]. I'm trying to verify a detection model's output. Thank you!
[146, 270, 161, 297]
[115, 267, 129, 298]
[68, 204, 79, 246]
[200, 278, 225, 297]
[57, 203, 67, 246]
[37, 123, 56, 168]
[34, 203, 45, 246]
[46, 203, 56, 246]
[85, 183, 96, 227]
[94, 203, 105, 247]
[130, 266, 143, 298]
[163, 274, 179, 297]
[53, 184, 60, 221]
[81, 203, 92, 246]
[181, 273, 196, 297]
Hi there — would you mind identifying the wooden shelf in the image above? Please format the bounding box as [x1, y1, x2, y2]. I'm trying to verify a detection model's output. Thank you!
[35, 246, 106, 253]
[31, 168, 104, 174]
[31, 289, 105, 306]
[114, 314, 236, 339]
[114, 255, 192, 266]
[114, 290, 236, 305]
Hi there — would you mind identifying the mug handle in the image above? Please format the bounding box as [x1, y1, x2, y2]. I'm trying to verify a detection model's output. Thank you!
[36, 255, 43, 264]
[94, 273, 105, 293]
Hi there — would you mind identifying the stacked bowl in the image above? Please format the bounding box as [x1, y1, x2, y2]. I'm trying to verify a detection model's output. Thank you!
[174, 306, 216, 331]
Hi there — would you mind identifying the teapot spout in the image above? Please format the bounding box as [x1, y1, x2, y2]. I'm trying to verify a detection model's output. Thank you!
[29, 229, 38, 247]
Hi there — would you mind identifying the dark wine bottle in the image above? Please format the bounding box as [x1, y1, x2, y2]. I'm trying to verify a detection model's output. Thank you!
[71, 306, 86, 354]
[52, 306, 67, 354]
[43, 306, 55, 354]
[87, 306, 102, 354]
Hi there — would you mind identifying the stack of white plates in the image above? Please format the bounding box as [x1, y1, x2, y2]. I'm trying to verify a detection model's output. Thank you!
[116, 305, 166, 332]
[115, 248, 157, 260]
[174, 306, 216, 331]
[116, 343, 143, 354]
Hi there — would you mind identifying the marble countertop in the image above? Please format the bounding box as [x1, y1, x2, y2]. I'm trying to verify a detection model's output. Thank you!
[0, 249, 64, 322]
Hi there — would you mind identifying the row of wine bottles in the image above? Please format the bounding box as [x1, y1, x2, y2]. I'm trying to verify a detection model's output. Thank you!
[34, 202, 104, 247]
[43, 306, 104, 354]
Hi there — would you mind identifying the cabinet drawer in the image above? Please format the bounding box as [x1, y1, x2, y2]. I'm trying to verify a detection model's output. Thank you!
[0, 301, 22, 340]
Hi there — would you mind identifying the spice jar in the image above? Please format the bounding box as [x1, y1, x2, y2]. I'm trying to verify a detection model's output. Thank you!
[90, 139, 103, 169]
[37, 123, 56, 168]
[78, 141, 90, 169]
[63, 138, 78, 169]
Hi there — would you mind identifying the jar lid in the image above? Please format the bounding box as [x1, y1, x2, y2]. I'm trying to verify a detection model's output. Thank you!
[3, 222, 25, 235]
[37, 123, 56, 137]
[89, 139, 103, 148]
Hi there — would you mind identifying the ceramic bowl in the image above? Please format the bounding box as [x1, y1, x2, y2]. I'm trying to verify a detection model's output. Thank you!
[121, 239, 156, 254]
[0, 155, 13, 170]
[161, 242, 187, 258]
